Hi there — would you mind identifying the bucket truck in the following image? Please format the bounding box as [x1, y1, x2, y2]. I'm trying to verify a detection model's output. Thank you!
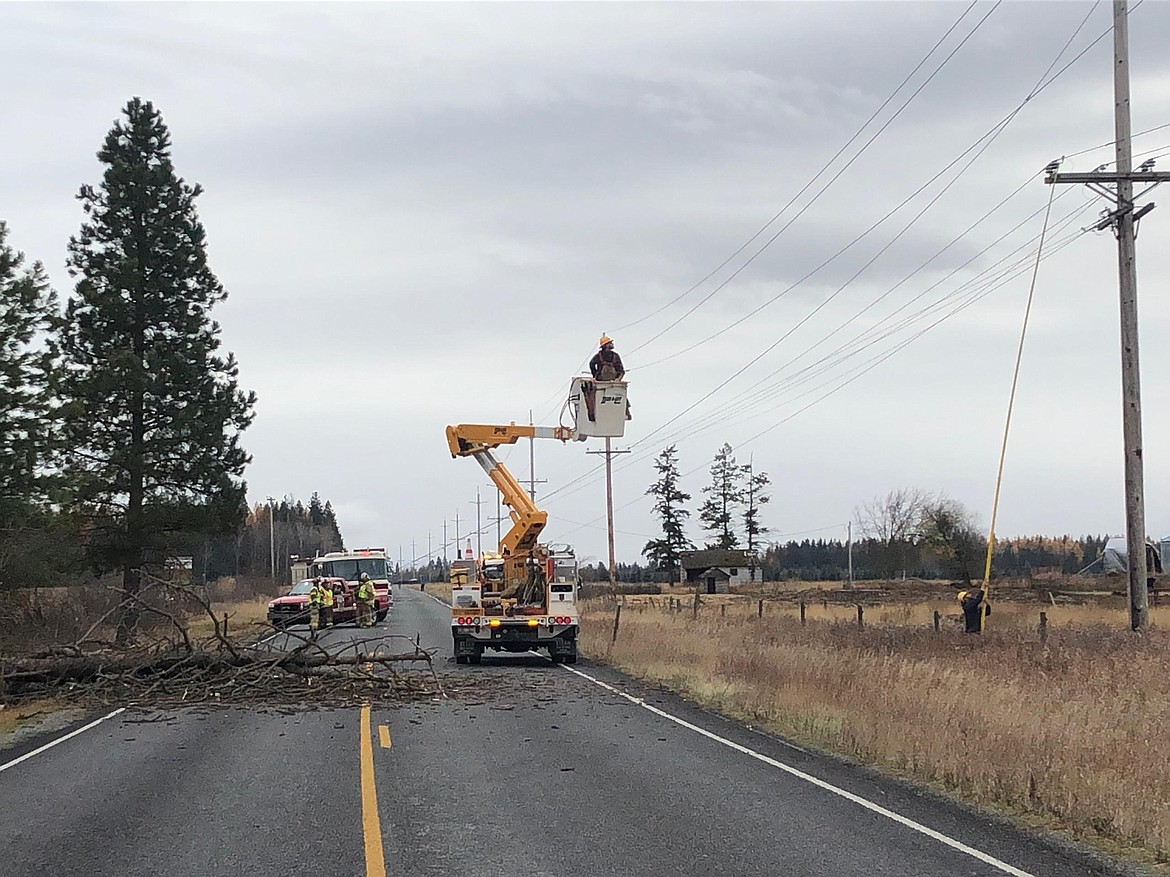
[444, 377, 628, 665]
[445, 422, 581, 664]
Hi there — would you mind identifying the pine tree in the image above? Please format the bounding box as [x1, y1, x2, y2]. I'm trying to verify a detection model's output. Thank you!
[741, 457, 770, 581]
[0, 221, 59, 512]
[323, 500, 344, 549]
[642, 445, 694, 585]
[698, 443, 742, 549]
[60, 98, 255, 641]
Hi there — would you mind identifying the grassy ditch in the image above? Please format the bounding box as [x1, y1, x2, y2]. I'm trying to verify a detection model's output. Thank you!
[580, 595, 1170, 867]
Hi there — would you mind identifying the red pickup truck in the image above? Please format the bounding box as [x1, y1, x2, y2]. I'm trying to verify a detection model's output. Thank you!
[267, 578, 389, 629]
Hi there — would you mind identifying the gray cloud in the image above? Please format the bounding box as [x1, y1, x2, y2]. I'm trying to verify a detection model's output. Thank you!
[3, 1, 1170, 564]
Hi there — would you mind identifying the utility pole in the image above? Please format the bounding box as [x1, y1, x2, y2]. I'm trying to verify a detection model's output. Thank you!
[587, 439, 631, 590]
[267, 497, 276, 583]
[473, 487, 484, 557]
[1046, 0, 1170, 630]
[442, 519, 447, 561]
[411, 539, 416, 576]
[455, 509, 460, 553]
[527, 409, 548, 500]
[846, 521, 854, 591]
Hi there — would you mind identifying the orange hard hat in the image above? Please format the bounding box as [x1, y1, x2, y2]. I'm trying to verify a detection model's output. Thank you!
[599, 334, 613, 347]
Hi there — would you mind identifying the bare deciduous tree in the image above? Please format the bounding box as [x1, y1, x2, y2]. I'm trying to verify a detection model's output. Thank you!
[855, 488, 932, 580]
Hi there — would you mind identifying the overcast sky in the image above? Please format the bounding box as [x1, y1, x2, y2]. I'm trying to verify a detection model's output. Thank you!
[4, 1, 1170, 569]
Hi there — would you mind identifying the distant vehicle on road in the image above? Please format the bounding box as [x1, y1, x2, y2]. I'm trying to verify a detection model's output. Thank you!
[267, 577, 390, 629]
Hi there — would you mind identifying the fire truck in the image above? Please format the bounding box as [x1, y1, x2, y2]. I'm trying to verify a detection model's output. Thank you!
[307, 548, 392, 622]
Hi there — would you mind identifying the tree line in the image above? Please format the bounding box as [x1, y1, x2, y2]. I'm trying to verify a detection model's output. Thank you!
[0, 97, 306, 640]
[639, 450, 1112, 585]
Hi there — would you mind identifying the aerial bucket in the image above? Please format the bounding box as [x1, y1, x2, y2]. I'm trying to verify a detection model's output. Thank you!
[567, 377, 628, 440]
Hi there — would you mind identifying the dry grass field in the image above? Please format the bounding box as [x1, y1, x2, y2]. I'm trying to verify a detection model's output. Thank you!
[418, 582, 454, 605]
[580, 593, 1170, 867]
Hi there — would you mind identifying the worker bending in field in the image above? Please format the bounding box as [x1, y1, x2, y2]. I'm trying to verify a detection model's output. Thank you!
[957, 586, 989, 634]
[308, 577, 324, 639]
[356, 573, 376, 628]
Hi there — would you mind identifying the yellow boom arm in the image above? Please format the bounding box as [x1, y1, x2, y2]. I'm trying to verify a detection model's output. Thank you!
[445, 423, 572, 568]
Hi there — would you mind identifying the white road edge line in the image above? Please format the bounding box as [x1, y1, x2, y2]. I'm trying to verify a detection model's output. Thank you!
[558, 664, 1035, 877]
[0, 707, 127, 775]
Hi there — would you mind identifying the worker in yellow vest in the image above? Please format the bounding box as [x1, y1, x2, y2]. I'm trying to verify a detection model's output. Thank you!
[320, 578, 335, 629]
[356, 573, 376, 628]
[308, 577, 324, 639]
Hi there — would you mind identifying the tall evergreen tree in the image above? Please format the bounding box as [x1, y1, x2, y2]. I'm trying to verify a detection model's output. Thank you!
[0, 221, 59, 511]
[698, 443, 742, 549]
[642, 445, 694, 586]
[323, 500, 344, 548]
[741, 457, 770, 581]
[60, 98, 255, 641]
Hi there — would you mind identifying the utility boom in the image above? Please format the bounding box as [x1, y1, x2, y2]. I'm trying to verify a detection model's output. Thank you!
[446, 423, 572, 589]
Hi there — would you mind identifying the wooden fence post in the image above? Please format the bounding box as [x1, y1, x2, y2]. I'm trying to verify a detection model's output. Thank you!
[933, 610, 941, 633]
[856, 604, 864, 629]
[720, 603, 726, 617]
[611, 604, 622, 644]
[692, 591, 700, 618]
[1039, 611, 1048, 646]
[757, 599, 764, 619]
[800, 602, 806, 625]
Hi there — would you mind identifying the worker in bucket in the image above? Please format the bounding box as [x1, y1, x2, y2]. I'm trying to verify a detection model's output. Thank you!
[590, 335, 625, 381]
[589, 335, 631, 419]
[957, 586, 989, 634]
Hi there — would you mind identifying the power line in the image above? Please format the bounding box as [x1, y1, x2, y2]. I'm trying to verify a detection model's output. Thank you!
[630, 0, 1109, 375]
[550, 223, 1093, 543]
[612, 0, 987, 339]
[517, 2, 988, 424]
[541, 200, 1094, 513]
[624, 0, 1006, 358]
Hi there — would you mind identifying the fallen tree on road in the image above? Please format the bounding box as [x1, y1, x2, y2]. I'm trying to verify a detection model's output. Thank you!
[0, 577, 441, 707]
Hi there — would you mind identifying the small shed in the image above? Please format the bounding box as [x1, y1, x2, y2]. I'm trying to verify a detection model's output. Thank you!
[681, 548, 751, 586]
[697, 567, 732, 594]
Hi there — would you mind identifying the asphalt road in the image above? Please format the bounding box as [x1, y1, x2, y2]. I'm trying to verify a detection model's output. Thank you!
[0, 586, 1145, 877]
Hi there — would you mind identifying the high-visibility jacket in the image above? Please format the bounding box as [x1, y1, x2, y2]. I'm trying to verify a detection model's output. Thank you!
[321, 586, 334, 608]
[309, 584, 323, 606]
[357, 581, 375, 603]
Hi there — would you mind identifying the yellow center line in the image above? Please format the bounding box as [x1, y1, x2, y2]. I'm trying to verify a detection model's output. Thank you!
[378, 724, 392, 749]
[360, 703, 388, 877]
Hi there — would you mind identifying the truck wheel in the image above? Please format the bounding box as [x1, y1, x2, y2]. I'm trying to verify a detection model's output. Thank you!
[376, 610, 388, 622]
[564, 653, 578, 665]
[548, 653, 561, 664]
[456, 655, 468, 665]
[469, 648, 482, 665]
